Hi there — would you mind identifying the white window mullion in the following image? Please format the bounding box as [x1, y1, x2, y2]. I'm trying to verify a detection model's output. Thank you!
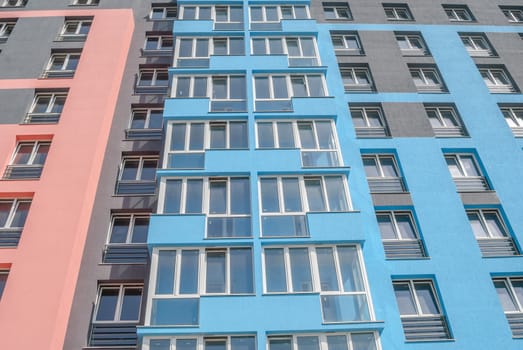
[310, 247, 321, 292]
[174, 248, 183, 295]
[292, 121, 301, 149]
[299, 176, 309, 212]
[199, 248, 206, 294]
[332, 246, 344, 292]
[114, 285, 124, 321]
[284, 247, 293, 292]
[410, 281, 424, 316]
[226, 247, 231, 293]
[320, 177, 330, 211]
[202, 177, 210, 214]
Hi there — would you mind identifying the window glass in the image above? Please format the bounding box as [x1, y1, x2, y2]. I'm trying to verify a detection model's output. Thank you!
[176, 77, 191, 97]
[416, 283, 439, 314]
[156, 250, 176, 294]
[230, 178, 250, 214]
[326, 336, 348, 350]
[96, 288, 118, 321]
[380, 157, 398, 177]
[110, 218, 130, 243]
[209, 180, 227, 214]
[230, 76, 246, 99]
[304, 178, 326, 211]
[316, 247, 339, 291]
[484, 212, 505, 238]
[351, 333, 377, 350]
[396, 214, 416, 239]
[164, 179, 182, 213]
[291, 76, 307, 97]
[231, 337, 256, 350]
[261, 178, 280, 212]
[338, 246, 364, 291]
[230, 122, 248, 148]
[282, 178, 302, 212]
[258, 122, 275, 148]
[186, 179, 203, 213]
[308, 76, 325, 96]
[210, 123, 226, 148]
[325, 176, 348, 211]
[377, 215, 396, 239]
[195, 38, 209, 57]
[297, 336, 320, 350]
[467, 212, 487, 238]
[230, 248, 253, 293]
[120, 288, 141, 320]
[394, 283, 416, 314]
[206, 250, 226, 293]
[255, 77, 270, 99]
[277, 122, 294, 147]
[494, 280, 518, 312]
[265, 248, 287, 292]
[298, 122, 315, 148]
[269, 338, 292, 350]
[289, 248, 313, 292]
[179, 250, 199, 294]
[273, 76, 289, 99]
[132, 217, 149, 243]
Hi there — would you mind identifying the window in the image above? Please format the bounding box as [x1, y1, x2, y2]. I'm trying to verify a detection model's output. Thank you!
[263, 245, 372, 322]
[166, 120, 248, 169]
[0, 20, 15, 43]
[176, 37, 244, 67]
[460, 33, 495, 57]
[467, 209, 518, 257]
[393, 279, 451, 341]
[350, 105, 389, 138]
[127, 106, 163, 139]
[181, 5, 243, 30]
[323, 3, 352, 20]
[3, 141, 50, 179]
[143, 33, 173, 55]
[24, 90, 67, 123]
[173, 75, 247, 112]
[500, 6, 523, 23]
[249, 5, 309, 30]
[331, 32, 363, 55]
[150, 5, 177, 20]
[103, 213, 149, 264]
[383, 4, 413, 21]
[59, 19, 92, 41]
[479, 66, 518, 93]
[395, 32, 428, 56]
[362, 154, 406, 193]
[116, 156, 158, 195]
[256, 120, 341, 167]
[259, 175, 350, 237]
[254, 74, 326, 111]
[89, 284, 143, 347]
[0, 0, 26, 7]
[425, 104, 466, 137]
[409, 65, 446, 92]
[251, 36, 319, 66]
[340, 65, 375, 92]
[43, 50, 81, 78]
[0, 271, 7, 298]
[0, 198, 31, 247]
[267, 333, 380, 350]
[444, 153, 490, 191]
[500, 105, 523, 137]
[144, 335, 256, 350]
[150, 247, 253, 325]
[72, 0, 99, 5]
[136, 66, 169, 93]
[443, 5, 474, 22]
[162, 177, 251, 238]
[493, 277, 523, 337]
[377, 211, 425, 259]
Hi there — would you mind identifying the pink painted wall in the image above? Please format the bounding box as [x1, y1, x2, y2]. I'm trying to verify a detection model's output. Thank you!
[0, 10, 135, 350]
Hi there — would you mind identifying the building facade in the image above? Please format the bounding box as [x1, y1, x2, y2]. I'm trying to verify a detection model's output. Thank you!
[0, 1, 522, 350]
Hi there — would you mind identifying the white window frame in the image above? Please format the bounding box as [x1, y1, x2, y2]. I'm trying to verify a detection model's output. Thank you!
[172, 75, 247, 101]
[144, 33, 173, 51]
[466, 209, 510, 239]
[395, 33, 428, 55]
[0, 199, 31, 229]
[362, 154, 401, 179]
[350, 105, 386, 129]
[249, 5, 310, 24]
[129, 107, 163, 130]
[444, 5, 474, 22]
[501, 7, 523, 23]
[341, 66, 374, 91]
[159, 176, 250, 215]
[393, 280, 443, 317]
[501, 105, 523, 129]
[253, 74, 327, 100]
[92, 284, 143, 323]
[118, 156, 158, 182]
[106, 213, 150, 245]
[150, 6, 177, 20]
[331, 32, 363, 55]
[175, 37, 244, 60]
[143, 335, 257, 350]
[425, 105, 464, 131]
[251, 36, 320, 64]
[9, 141, 50, 166]
[27, 92, 67, 118]
[59, 19, 91, 40]
[258, 175, 352, 215]
[383, 4, 413, 20]
[44, 51, 81, 77]
[266, 333, 381, 350]
[494, 277, 523, 313]
[377, 211, 420, 241]
[0, 0, 26, 7]
[460, 34, 495, 56]
[137, 67, 169, 88]
[409, 66, 445, 92]
[444, 153, 482, 178]
[323, 3, 352, 20]
[71, 0, 99, 5]
[479, 67, 517, 93]
[0, 21, 15, 40]
[261, 244, 374, 322]
[150, 246, 254, 297]
[180, 5, 242, 23]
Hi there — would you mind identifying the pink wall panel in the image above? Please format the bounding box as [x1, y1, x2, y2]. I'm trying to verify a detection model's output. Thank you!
[0, 9, 134, 350]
